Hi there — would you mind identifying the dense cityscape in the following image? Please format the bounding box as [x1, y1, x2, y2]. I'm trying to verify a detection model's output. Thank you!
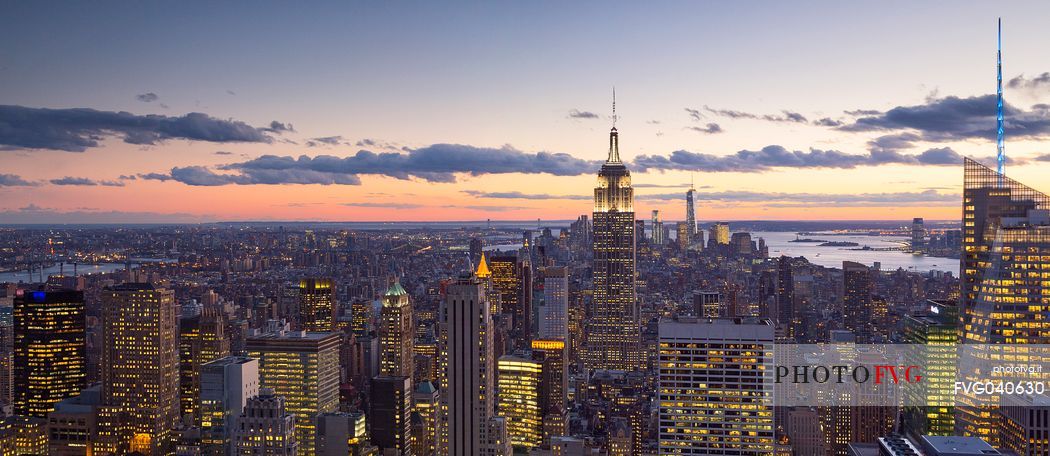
[2, 3, 1050, 456]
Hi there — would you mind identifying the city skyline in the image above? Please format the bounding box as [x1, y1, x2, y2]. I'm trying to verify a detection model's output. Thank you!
[3, 3, 1050, 223]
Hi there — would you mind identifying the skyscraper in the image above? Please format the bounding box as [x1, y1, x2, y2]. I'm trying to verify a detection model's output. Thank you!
[101, 283, 180, 455]
[379, 279, 414, 378]
[531, 339, 567, 425]
[902, 300, 957, 436]
[247, 322, 341, 456]
[179, 304, 230, 425]
[911, 217, 927, 253]
[651, 210, 664, 246]
[489, 255, 530, 342]
[585, 118, 641, 372]
[676, 221, 691, 250]
[685, 184, 697, 238]
[657, 317, 775, 455]
[957, 158, 1050, 443]
[842, 261, 875, 343]
[299, 278, 336, 332]
[13, 289, 86, 418]
[497, 355, 542, 450]
[439, 275, 510, 456]
[709, 222, 730, 246]
[200, 356, 259, 455]
[776, 256, 796, 339]
[369, 376, 413, 455]
[412, 381, 439, 456]
[538, 267, 568, 341]
[234, 388, 298, 456]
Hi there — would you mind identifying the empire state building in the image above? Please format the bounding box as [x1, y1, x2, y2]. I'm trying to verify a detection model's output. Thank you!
[584, 122, 642, 372]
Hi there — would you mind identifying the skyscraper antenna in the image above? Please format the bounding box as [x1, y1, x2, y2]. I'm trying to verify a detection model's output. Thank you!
[997, 17, 1005, 185]
[612, 86, 617, 128]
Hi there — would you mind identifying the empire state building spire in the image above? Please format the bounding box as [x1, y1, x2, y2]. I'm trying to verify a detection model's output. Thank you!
[607, 87, 621, 164]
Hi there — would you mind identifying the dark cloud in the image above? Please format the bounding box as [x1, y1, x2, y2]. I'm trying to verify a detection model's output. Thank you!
[1007, 72, 1050, 90]
[839, 95, 1050, 141]
[166, 166, 362, 186]
[49, 176, 123, 186]
[262, 121, 294, 134]
[138, 172, 174, 182]
[306, 136, 346, 147]
[568, 109, 600, 119]
[0, 105, 272, 152]
[703, 106, 808, 123]
[217, 144, 599, 184]
[462, 190, 590, 200]
[634, 144, 967, 173]
[135, 92, 160, 103]
[214, 150, 234, 155]
[0, 174, 35, 186]
[356, 139, 376, 147]
[1034, 153, 1050, 162]
[813, 117, 843, 127]
[637, 189, 958, 207]
[688, 123, 723, 134]
[845, 109, 882, 116]
[684, 108, 704, 121]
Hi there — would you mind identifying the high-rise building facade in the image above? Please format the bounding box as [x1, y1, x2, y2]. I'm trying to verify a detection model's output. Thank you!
[585, 123, 641, 372]
[911, 217, 927, 253]
[247, 323, 341, 456]
[842, 261, 875, 342]
[497, 355, 542, 450]
[685, 186, 697, 238]
[651, 210, 664, 246]
[101, 283, 179, 455]
[902, 300, 957, 437]
[200, 356, 259, 455]
[380, 280, 414, 378]
[439, 275, 510, 456]
[489, 255, 531, 342]
[13, 289, 86, 418]
[957, 158, 1050, 444]
[299, 278, 336, 332]
[369, 376, 413, 455]
[538, 267, 568, 341]
[709, 222, 730, 246]
[234, 389, 298, 456]
[657, 317, 775, 455]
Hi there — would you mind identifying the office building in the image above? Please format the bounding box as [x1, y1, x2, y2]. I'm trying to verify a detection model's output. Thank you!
[651, 210, 664, 246]
[299, 278, 336, 332]
[685, 185, 697, 238]
[412, 381, 438, 456]
[658, 317, 775, 455]
[585, 121, 642, 372]
[234, 389, 298, 456]
[912, 217, 927, 253]
[13, 289, 86, 418]
[317, 412, 374, 456]
[379, 280, 414, 378]
[692, 291, 721, 318]
[247, 322, 341, 456]
[676, 221, 691, 250]
[957, 158, 1050, 442]
[497, 355, 542, 450]
[439, 275, 511, 456]
[489, 255, 531, 342]
[531, 339, 567, 415]
[1001, 394, 1050, 456]
[200, 356, 259, 455]
[180, 305, 230, 424]
[538, 267, 568, 341]
[710, 222, 730, 245]
[842, 261, 875, 342]
[101, 283, 180, 455]
[369, 376, 413, 455]
[902, 300, 957, 436]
